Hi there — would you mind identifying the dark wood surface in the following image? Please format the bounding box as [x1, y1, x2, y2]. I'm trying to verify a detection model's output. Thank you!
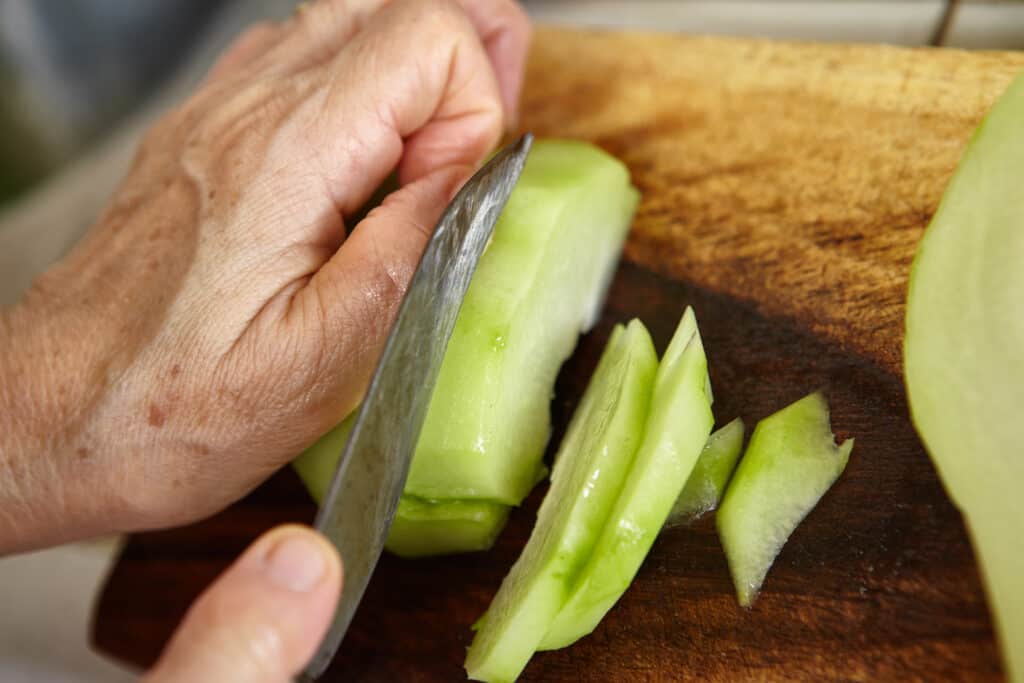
[93, 28, 1024, 681]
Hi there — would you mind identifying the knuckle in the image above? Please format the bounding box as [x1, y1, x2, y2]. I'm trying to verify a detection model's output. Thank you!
[294, 0, 356, 43]
[412, 0, 471, 34]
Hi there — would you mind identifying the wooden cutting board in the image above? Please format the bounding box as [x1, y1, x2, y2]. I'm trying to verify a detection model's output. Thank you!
[93, 28, 1024, 681]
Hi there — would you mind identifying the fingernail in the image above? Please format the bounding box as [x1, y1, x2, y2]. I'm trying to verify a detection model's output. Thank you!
[262, 532, 328, 592]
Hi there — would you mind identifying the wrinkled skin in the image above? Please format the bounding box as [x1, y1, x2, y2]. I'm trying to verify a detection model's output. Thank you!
[0, 1, 530, 680]
[0, 0, 529, 549]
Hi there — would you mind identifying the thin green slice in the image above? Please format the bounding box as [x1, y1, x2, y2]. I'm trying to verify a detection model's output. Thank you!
[465, 321, 657, 683]
[538, 307, 714, 650]
[386, 497, 509, 558]
[668, 417, 745, 525]
[905, 72, 1024, 681]
[716, 392, 852, 607]
[293, 415, 509, 556]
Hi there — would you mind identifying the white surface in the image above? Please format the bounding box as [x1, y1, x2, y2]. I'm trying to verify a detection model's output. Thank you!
[523, 1, 948, 45]
[2, 2, 1022, 682]
[0, 540, 137, 682]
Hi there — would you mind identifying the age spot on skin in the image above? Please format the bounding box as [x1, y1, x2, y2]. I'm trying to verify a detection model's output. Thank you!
[148, 403, 167, 428]
[170, 364, 182, 378]
[76, 447, 90, 460]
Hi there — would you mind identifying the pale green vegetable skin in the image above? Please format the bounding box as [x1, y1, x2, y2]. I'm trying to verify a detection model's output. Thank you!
[904, 73, 1024, 682]
[465, 321, 657, 683]
[716, 392, 852, 607]
[406, 140, 640, 505]
[668, 417, 745, 525]
[539, 307, 714, 650]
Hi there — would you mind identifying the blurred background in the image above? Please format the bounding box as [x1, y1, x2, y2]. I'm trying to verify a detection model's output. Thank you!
[3, 0, 1024, 209]
[0, 0, 1022, 680]
[0, 0, 270, 206]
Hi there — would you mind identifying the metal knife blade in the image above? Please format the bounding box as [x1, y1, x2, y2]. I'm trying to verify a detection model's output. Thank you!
[299, 133, 533, 681]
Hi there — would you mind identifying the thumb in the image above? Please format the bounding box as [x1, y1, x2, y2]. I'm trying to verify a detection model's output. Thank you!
[144, 525, 343, 683]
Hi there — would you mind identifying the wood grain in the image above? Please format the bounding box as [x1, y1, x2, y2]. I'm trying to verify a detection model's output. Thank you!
[522, 28, 1024, 374]
[93, 28, 1024, 681]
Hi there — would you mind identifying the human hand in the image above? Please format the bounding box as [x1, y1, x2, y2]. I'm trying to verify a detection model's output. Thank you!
[0, 0, 530, 552]
[144, 525, 343, 683]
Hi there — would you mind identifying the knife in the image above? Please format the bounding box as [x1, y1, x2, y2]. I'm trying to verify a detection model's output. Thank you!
[299, 133, 533, 681]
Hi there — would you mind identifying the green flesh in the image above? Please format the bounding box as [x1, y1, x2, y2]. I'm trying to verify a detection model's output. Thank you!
[293, 414, 509, 556]
[539, 307, 714, 650]
[904, 73, 1024, 681]
[668, 417, 746, 525]
[716, 392, 852, 607]
[465, 321, 658, 683]
[407, 141, 639, 504]
[386, 497, 510, 558]
[292, 139, 638, 557]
